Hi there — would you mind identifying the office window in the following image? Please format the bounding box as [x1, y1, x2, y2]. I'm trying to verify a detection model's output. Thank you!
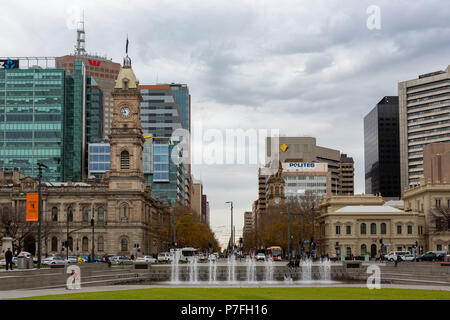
[407, 225, 412, 234]
[335, 225, 341, 235]
[397, 225, 402, 234]
[360, 223, 366, 235]
[381, 223, 386, 235]
[346, 225, 351, 235]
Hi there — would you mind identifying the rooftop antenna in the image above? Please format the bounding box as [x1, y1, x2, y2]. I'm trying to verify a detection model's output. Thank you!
[75, 10, 86, 55]
[123, 35, 131, 67]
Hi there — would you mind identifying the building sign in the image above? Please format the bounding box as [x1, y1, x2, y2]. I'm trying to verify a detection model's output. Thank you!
[0, 59, 19, 69]
[88, 59, 101, 66]
[26, 193, 39, 221]
[282, 162, 328, 172]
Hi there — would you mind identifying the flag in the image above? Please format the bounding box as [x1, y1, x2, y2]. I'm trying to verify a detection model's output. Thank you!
[26, 193, 39, 221]
[126, 36, 129, 54]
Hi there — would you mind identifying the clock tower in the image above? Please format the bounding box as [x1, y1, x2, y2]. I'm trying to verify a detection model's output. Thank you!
[108, 54, 145, 191]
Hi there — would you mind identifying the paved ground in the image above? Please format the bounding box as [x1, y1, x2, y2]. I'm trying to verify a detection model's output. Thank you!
[0, 282, 449, 299]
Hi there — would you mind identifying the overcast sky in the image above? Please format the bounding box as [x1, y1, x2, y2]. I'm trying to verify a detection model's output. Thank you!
[2, 0, 450, 247]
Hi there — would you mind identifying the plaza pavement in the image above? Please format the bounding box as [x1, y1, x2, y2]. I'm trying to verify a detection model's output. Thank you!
[0, 282, 449, 299]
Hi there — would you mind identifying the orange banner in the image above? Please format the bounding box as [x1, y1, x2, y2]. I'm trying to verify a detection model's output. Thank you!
[26, 193, 39, 222]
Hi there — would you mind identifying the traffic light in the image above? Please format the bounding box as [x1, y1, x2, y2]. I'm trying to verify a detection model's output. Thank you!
[379, 238, 383, 245]
[415, 240, 418, 247]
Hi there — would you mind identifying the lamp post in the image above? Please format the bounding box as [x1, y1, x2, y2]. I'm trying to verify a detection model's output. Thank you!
[287, 200, 291, 260]
[91, 205, 95, 262]
[225, 201, 233, 253]
[36, 162, 48, 269]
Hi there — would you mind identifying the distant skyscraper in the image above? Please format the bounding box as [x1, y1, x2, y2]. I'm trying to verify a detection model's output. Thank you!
[398, 65, 450, 192]
[56, 19, 120, 138]
[364, 96, 400, 198]
[139, 84, 191, 205]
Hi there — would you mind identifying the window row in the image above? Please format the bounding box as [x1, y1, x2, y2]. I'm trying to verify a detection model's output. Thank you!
[335, 223, 414, 235]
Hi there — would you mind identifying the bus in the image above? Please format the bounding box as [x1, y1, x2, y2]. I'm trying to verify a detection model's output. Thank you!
[180, 247, 197, 262]
[267, 246, 283, 261]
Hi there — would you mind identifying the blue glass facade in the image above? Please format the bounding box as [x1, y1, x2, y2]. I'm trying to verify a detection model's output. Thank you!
[0, 68, 65, 181]
[88, 143, 110, 178]
[140, 84, 190, 205]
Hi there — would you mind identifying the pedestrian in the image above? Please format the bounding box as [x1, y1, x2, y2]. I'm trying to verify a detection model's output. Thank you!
[131, 254, 135, 261]
[105, 256, 111, 268]
[5, 248, 13, 271]
[394, 254, 400, 267]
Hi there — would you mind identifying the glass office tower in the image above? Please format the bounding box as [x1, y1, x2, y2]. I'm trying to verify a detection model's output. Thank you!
[364, 96, 401, 198]
[0, 60, 103, 182]
[0, 68, 65, 181]
[140, 84, 190, 205]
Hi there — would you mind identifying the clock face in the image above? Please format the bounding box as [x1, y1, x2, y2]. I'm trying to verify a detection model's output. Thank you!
[274, 197, 280, 204]
[120, 107, 131, 118]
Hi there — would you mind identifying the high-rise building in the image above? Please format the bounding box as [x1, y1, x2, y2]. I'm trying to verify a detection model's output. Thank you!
[364, 96, 401, 198]
[0, 60, 99, 182]
[0, 67, 66, 181]
[339, 154, 355, 195]
[265, 136, 354, 195]
[55, 20, 120, 138]
[139, 84, 191, 206]
[87, 142, 110, 178]
[398, 65, 450, 192]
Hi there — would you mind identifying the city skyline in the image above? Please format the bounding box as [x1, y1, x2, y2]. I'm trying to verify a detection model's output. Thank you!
[2, 0, 450, 247]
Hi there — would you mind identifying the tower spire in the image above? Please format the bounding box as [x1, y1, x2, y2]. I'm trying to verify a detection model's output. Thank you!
[123, 35, 131, 67]
[74, 11, 86, 56]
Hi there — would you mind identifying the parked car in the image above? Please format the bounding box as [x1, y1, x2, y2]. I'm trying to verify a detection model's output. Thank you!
[256, 253, 266, 261]
[400, 253, 415, 261]
[135, 256, 156, 263]
[111, 256, 132, 264]
[385, 251, 410, 261]
[81, 256, 102, 263]
[67, 256, 78, 264]
[41, 256, 67, 265]
[157, 252, 171, 262]
[415, 251, 446, 262]
[198, 253, 207, 262]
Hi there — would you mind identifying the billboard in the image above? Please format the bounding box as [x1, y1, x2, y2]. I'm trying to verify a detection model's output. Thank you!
[282, 162, 328, 172]
[26, 193, 39, 222]
[0, 59, 19, 69]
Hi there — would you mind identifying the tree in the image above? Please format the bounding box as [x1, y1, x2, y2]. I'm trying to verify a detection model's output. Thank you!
[0, 203, 36, 253]
[430, 205, 450, 233]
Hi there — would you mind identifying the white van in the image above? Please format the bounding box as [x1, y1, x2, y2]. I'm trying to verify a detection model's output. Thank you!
[385, 251, 410, 261]
[180, 247, 197, 262]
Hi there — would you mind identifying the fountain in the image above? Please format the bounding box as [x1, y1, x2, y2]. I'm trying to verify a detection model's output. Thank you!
[170, 250, 181, 283]
[246, 256, 257, 283]
[264, 258, 275, 282]
[319, 258, 331, 281]
[300, 258, 312, 281]
[168, 253, 336, 285]
[227, 254, 236, 283]
[209, 258, 217, 283]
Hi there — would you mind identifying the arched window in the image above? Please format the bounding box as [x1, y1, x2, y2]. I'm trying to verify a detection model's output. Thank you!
[83, 207, 89, 222]
[370, 223, 377, 235]
[360, 223, 366, 235]
[82, 237, 88, 252]
[98, 206, 104, 222]
[361, 244, 367, 256]
[51, 236, 58, 252]
[51, 207, 58, 221]
[275, 186, 279, 195]
[121, 237, 128, 252]
[120, 150, 130, 169]
[381, 223, 387, 234]
[68, 237, 73, 251]
[120, 203, 128, 219]
[68, 207, 73, 222]
[98, 236, 104, 252]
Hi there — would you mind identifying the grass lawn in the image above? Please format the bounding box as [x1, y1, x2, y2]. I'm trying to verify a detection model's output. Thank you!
[16, 287, 450, 300]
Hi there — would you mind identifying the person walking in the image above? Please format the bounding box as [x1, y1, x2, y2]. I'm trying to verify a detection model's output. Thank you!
[5, 248, 13, 271]
[394, 254, 400, 267]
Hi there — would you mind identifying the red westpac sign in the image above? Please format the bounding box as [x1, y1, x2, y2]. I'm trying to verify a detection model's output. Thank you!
[88, 60, 101, 66]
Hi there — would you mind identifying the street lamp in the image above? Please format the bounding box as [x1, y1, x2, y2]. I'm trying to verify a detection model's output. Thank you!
[91, 205, 95, 262]
[225, 201, 233, 253]
[36, 162, 48, 269]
